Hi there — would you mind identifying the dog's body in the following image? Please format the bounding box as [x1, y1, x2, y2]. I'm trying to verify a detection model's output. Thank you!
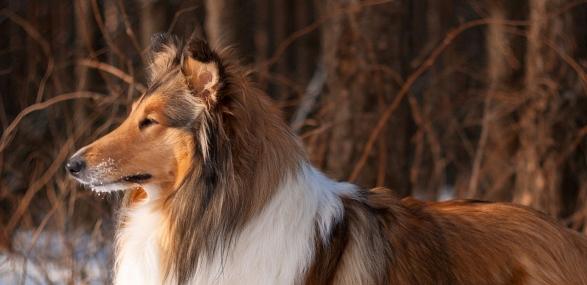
[67, 35, 587, 285]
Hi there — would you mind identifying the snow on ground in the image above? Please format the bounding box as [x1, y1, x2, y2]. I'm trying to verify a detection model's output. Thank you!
[412, 184, 456, 201]
[0, 229, 112, 285]
[438, 184, 455, 201]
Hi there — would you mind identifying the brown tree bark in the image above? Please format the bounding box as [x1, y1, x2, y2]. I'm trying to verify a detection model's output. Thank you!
[408, 0, 453, 200]
[204, 0, 227, 48]
[139, 0, 168, 47]
[74, 0, 94, 91]
[514, 0, 568, 216]
[205, 0, 255, 61]
[468, 1, 525, 200]
[319, 0, 412, 195]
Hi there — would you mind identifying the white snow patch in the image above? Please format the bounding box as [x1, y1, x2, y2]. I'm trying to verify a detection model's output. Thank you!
[0, 230, 112, 284]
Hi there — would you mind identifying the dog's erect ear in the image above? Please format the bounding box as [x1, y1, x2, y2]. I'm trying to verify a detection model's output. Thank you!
[148, 33, 181, 82]
[181, 37, 222, 105]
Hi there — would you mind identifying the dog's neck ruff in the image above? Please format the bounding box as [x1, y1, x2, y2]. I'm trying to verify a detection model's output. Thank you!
[113, 163, 356, 285]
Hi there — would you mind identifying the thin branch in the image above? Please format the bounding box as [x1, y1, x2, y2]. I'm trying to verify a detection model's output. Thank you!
[558, 125, 587, 165]
[5, 137, 75, 236]
[0, 92, 104, 153]
[349, 19, 500, 181]
[347, 0, 587, 181]
[0, 9, 55, 103]
[167, 5, 200, 34]
[115, 0, 144, 60]
[258, 0, 394, 69]
[90, 0, 126, 59]
[291, 62, 326, 132]
[77, 59, 146, 92]
[0, 9, 50, 54]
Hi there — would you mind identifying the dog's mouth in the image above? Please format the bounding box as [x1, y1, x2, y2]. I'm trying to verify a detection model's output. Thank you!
[79, 173, 153, 192]
[122, 173, 153, 183]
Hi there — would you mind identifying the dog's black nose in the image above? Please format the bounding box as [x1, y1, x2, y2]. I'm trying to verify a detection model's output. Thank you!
[66, 156, 86, 175]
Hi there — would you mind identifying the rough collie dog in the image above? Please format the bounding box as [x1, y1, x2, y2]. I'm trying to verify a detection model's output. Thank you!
[66, 34, 587, 285]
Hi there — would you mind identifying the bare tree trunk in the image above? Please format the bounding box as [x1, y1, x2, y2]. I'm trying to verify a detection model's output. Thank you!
[469, 1, 524, 200]
[320, 0, 412, 195]
[74, 0, 94, 91]
[515, 0, 567, 215]
[139, 0, 167, 47]
[204, 0, 225, 48]
[253, 0, 270, 89]
[205, 0, 255, 61]
[409, 0, 453, 200]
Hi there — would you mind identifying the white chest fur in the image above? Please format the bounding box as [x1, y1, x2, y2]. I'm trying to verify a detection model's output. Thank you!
[114, 202, 164, 285]
[113, 166, 355, 285]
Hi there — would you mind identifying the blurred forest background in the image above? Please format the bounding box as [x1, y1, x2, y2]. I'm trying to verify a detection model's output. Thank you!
[1, 0, 587, 283]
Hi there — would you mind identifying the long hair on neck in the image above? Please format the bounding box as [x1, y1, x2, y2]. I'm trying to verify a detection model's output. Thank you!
[126, 34, 305, 283]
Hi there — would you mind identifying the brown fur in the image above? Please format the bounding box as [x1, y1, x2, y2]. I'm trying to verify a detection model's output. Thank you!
[72, 34, 587, 285]
[305, 189, 587, 284]
[158, 61, 304, 283]
[128, 35, 303, 283]
[76, 35, 302, 282]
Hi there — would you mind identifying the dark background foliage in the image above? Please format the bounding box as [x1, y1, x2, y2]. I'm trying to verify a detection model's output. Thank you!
[1, 0, 587, 283]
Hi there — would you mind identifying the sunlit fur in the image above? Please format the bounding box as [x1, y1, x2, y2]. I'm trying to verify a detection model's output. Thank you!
[68, 34, 587, 285]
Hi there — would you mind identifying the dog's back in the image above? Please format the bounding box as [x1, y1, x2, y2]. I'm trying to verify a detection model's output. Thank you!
[308, 188, 587, 285]
[417, 199, 587, 284]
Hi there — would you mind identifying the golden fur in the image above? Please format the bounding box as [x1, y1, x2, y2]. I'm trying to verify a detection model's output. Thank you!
[306, 190, 587, 284]
[68, 34, 587, 285]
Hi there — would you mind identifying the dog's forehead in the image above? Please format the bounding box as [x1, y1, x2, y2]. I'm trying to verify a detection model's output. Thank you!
[130, 69, 188, 109]
[130, 90, 197, 128]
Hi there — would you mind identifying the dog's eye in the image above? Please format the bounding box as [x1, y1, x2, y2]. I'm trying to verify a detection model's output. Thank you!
[139, 118, 158, 130]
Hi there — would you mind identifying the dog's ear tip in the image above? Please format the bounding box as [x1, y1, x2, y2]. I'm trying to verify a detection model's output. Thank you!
[186, 37, 216, 63]
[182, 38, 221, 104]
